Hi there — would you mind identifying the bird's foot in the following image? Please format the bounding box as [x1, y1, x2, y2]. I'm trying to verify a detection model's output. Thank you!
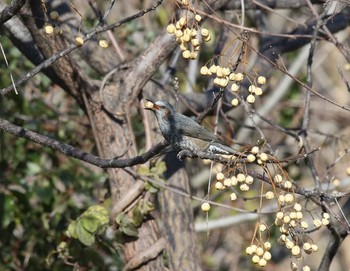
[177, 150, 195, 160]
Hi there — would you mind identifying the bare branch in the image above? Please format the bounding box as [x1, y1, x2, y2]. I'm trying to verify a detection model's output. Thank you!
[0, 0, 26, 26]
[0, 117, 168, 168]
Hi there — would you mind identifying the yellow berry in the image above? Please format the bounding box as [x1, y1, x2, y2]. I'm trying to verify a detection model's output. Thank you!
[182, 34, 190, 42]
[224, 178, 231, 187]
[252, 255, 260, 264]
[203, 35, 211, 42]
[201, 202, 210, 212]
[178, 17, 187, 27]
[213, 77, 221, 86]
[223, 67, 231, 76]
[248, 85, 257, 93]
[182, 50, 191, 59]
[283, 215, 291, 224]
[44, 24, 54, 35]
[75, 36, 84, 46]
[332, 178, 340, 187]
[216, 172, 225, 181]
[231, 98, 239, 107]
[200, 66, 209, 75]
[235, 73, 244, 81]
[251, 146, 259, 154]
[229, 72, 236, 80]
[201, 28, 209, 37]
[286, 240, 294, 249]
[191, 39, 200, 47]
[230, 192, 237, 201]
[175, 30, 183, 38]
[258, 258, 267, 267]
[301, 221, 308, 229]
[195, 14, 202, 22]
[322, 218, 329, 225]
[303, 242, 311, 251]
[290, 212, 297, 219]
[50, 11, 59, 20]
[311, 244, 318, 251]
[255, 87, 263, 96]
[182, 0, 189, 6]
[247, 94, 255, 104]
[209, 65, 217, 73]
[284, 180, 292, 189]
[274, 174, 283, 183]
[285, 193, 294, 203]
[190, 29, 197, 37]
[264, 242, 271, 250]
[246, 154, 256, 162]
[245, 175, 254, 184]
[278, 195, 285, 204]
[246, 246, 254, 255]
[260, 152, 268, 161]
[276, 211, 284, 220]
[290, 220, 297, 227]
[263, 251, 271, 261]
[219, 77, 228, 87]
[231, 83, 239, 92]
[216, 67, 223, 77]
[145, 101, 154, 109]
[259, 224, 267, 232]
[265, 191, 274, 199]
[291, 245, 301, 256]
[257, 76, 266, 85]
[230, 176, 238, 186]
[303, 266, 311, 271]
[240, 184, 249, 191]
[323, 213, 330, 219]
[294, 203, 302, 211]
[296, 211, 303, 220]
[215, 182, 224, 190]
[99, 39, 108, 48]
[346, 167, 350, 175]
[237, 173, 246, 182]
[190, 51, 197, 60]
[256, 247, 264, 256]
[313, 219, 322, 228]
[166, 24, 176, 34]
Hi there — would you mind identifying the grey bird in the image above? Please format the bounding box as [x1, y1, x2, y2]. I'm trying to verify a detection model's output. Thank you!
[145, 99, 236, 157]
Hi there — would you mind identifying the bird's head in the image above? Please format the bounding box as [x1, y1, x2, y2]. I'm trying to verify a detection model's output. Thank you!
[144, 99, 176, 119]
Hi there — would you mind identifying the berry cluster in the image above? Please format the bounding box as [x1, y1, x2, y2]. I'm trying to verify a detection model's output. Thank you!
[200, 64, 266, 104]
[44, 11, 62, 36]
[246, 240, 272, 267]
[166, 15, 211, 60]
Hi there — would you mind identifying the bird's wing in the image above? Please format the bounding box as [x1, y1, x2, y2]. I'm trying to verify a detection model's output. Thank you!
[175, 114, 221, 142]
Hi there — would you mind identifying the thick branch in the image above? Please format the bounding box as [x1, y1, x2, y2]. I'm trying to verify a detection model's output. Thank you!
[0, 117, 168, 168]
[0, 0, 26, 26]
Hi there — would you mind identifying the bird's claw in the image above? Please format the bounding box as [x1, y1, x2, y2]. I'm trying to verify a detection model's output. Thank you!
[177, 150, 194, 160]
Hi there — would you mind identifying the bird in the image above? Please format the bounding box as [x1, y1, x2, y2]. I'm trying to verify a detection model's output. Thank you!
[144, 99, 236, 158]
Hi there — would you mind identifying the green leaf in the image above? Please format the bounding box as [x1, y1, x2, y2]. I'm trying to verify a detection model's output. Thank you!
[142, 201, 155, 215]
[66, 220, 78, 238]
[121, 224, 139, 237]
[137, 165, 151, 176]
[132, 206, 143, 227]
[80, 216, 99, 233]
[144, 182, 160, 194]
[155, 161, 167, 175]
[76, 220, 95, 246]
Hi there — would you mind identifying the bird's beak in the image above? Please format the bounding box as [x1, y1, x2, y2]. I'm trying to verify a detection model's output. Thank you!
[144, 98, 159, 111]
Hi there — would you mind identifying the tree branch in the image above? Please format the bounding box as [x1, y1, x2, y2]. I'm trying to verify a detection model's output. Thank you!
[0, 0, 26, 26]
[0, 117, 168, 168]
